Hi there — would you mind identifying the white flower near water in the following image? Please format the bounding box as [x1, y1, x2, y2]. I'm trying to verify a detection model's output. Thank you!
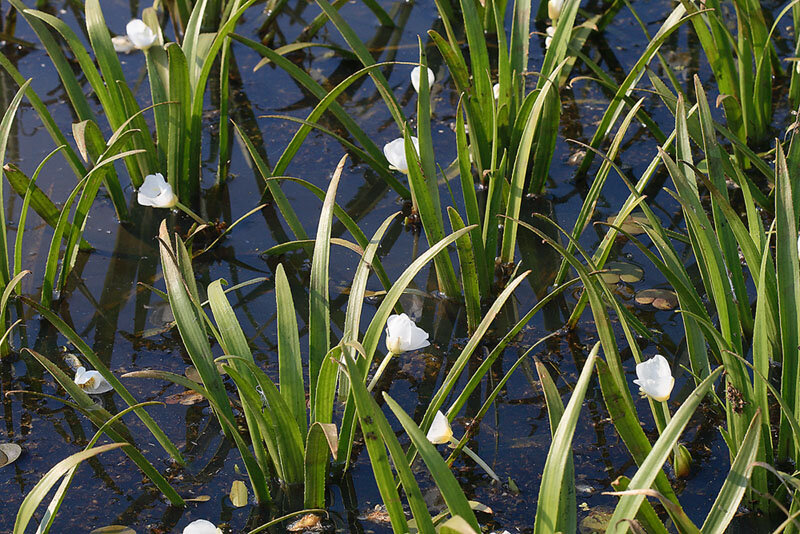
[633, 354, 674, 402]
[545, 26, 556, 49]
[111, 35, 136, 54]
[183, 520, 222, 534]
[126, 19, 157, 50]
[383, 137, 419, 174]
[385, 313, 429, 354]
[74, 367, 113, 395]
[426, 411, 453, 445]
[548, 0, 565, 21]
[493, 83, 501, 100]
[137, 173, 178, 208]
[411, 66, 435, 93]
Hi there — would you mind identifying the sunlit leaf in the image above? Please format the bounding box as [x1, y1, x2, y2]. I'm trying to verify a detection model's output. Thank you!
[230, 480, 248, 508]
[0, 443, 22, 467]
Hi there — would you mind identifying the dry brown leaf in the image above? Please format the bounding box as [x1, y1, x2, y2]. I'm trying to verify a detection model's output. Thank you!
[165, 390, 206, 405]
[287, 513, 323, 532]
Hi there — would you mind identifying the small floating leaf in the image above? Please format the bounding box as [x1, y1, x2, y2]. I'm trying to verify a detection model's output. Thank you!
[89, 526, 136, 534]
[635, 288, 679, 310]
[229, 480, 248, 507]
[184, 495, 211, 502]
[0, 443, 22, 467]
[599, 262, 644, 284]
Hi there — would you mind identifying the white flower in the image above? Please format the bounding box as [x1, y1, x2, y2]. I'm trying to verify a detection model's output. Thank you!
[545, 26, 556, 49]
[385, 313, 429, 354]
[493, 83, 501, 100]
[383, 137, 419, 174]
[633, 355, 674, 402]
[426, 411, 453, 445]
[548, 0, 565, 21]
[183, 520, 222, 534]
[111, 35, 136, 54]
[411, 66, 435, 93]
[126, 19, 157, 50]
[137, 173, 178, 208]
[74, 367, 113, 395]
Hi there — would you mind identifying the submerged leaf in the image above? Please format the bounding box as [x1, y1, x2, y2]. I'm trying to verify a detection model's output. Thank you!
[165, 390, 206, 405]
[578, 507, 613, 533]
[185, 364, 225, 383]
[605, 214, 650, 236]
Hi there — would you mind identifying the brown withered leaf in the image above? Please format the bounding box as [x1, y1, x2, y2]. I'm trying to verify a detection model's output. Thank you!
[165, 390, 205, 405]
[287, 514, 323, 532]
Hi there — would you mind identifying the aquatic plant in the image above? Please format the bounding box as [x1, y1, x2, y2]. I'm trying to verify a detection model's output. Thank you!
[523, 66, 800, 529]
[3, 0, 254, 206]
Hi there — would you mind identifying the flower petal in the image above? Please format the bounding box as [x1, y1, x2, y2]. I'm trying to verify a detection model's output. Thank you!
[426, 411, 453, 444]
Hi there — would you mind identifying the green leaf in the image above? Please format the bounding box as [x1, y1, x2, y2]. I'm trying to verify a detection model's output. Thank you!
[22, 349, 184, 506]
[700, 410, 762, 533]
[304, 422, 337, 508]
[534, 357, 576, 534]
[448, 208, 481, 333]
[308, 155, 345, 411]
[341, 345, 435, 534]
[20, 298, 183, 466]
[607, 367, 723, 533]
[533, 344, 597, 533]
[14, 443, 125, 534]
[384, 394, 480, 532]
[275, 264, 307, 436]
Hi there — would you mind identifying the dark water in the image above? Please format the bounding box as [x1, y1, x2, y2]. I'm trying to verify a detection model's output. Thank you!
[0, 0, 789, 531]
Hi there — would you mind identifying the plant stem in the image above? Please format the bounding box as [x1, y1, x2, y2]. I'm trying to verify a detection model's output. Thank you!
[367, 350, 394, 391]
[175, 201, 206, 225]
[449, 438, 501, 483]
[660, 400, 680, 463]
